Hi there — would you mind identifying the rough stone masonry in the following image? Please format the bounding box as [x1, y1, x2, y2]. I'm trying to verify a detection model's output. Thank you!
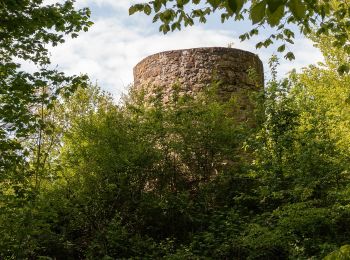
[133, 47, 264, 121]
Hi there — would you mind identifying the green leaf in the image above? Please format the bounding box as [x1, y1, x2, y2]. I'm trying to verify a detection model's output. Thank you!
[177, 0, 190, 8]
[236, 0, 245, 14]
[250, 1, 266, 24]
[256, 41, 264, 48]
[337, 64, 350, 75]
[153, 1, 162, 12]
[129, 6, 136, 15]
[263, 38, 273, 47]
[284, 51, 295, 60]
[227, 0, 238, 13]
[288, 0, 306, 20]
[208, 0, 221, 9]
[277, 44, 286, 52]
[266, 0, 284, 13]
[266, 4, 284, 27]
[129, 4, 145, 15]
[171, 22, 181, 31]
[144, 4, 152, 15]
[249, 28, 259, 36]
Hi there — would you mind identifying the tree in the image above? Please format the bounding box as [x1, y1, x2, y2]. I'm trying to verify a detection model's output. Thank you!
[0, 84, 116, 258]
[0, 1, 92, 257]
[130, 0, 350, 70]
[0, 0, 92, 178]
[0, 0, 93, 212]
[243, 43, 350, 258]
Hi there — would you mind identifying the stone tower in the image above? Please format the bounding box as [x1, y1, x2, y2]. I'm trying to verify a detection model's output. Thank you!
[133, 47, 264, 121]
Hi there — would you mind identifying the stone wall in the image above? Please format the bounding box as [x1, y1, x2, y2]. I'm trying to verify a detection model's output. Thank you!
[132, 47, 264, 121]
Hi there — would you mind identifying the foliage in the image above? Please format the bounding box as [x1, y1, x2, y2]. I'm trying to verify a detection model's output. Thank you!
[0, 0, 92, 178]
[3, 51, 350, 257]
[129, 0, 350, 68]
[324, 245, 350, 260]
[0, 1, 92, 256]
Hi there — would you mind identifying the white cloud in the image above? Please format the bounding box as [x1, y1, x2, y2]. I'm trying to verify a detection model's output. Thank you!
[74, 0, 139, 11]
[43, 0, 136, 9]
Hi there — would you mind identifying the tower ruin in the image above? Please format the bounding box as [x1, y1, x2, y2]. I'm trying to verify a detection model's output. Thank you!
[133, 47, 264, 121]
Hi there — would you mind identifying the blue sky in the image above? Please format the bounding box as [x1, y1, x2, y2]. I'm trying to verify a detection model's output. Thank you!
[44, 0, 323, 100]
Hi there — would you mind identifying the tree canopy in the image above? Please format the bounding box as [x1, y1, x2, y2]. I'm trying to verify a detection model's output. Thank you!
[0, 0, 92, 176]
[130, 0, 350, 72]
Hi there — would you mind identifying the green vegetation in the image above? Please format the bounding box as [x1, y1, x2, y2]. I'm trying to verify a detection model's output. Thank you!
[2, 45, 350, 258]
[0, 0, 92, 181]
[130, 0, 350, 72]
[2, 0, 350, 259]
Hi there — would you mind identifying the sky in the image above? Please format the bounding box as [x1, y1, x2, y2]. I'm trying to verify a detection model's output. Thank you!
[43, 0, 324, 100]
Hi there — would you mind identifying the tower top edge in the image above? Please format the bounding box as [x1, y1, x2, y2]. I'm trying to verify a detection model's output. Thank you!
[134, 47, 261, 69]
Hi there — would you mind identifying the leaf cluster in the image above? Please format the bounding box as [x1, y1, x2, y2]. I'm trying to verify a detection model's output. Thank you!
[0, 0, 92, 177]
[130, 0, 350, 67]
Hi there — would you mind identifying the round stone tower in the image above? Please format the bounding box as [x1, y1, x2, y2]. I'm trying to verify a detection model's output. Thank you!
[133, 47, 264, 121]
